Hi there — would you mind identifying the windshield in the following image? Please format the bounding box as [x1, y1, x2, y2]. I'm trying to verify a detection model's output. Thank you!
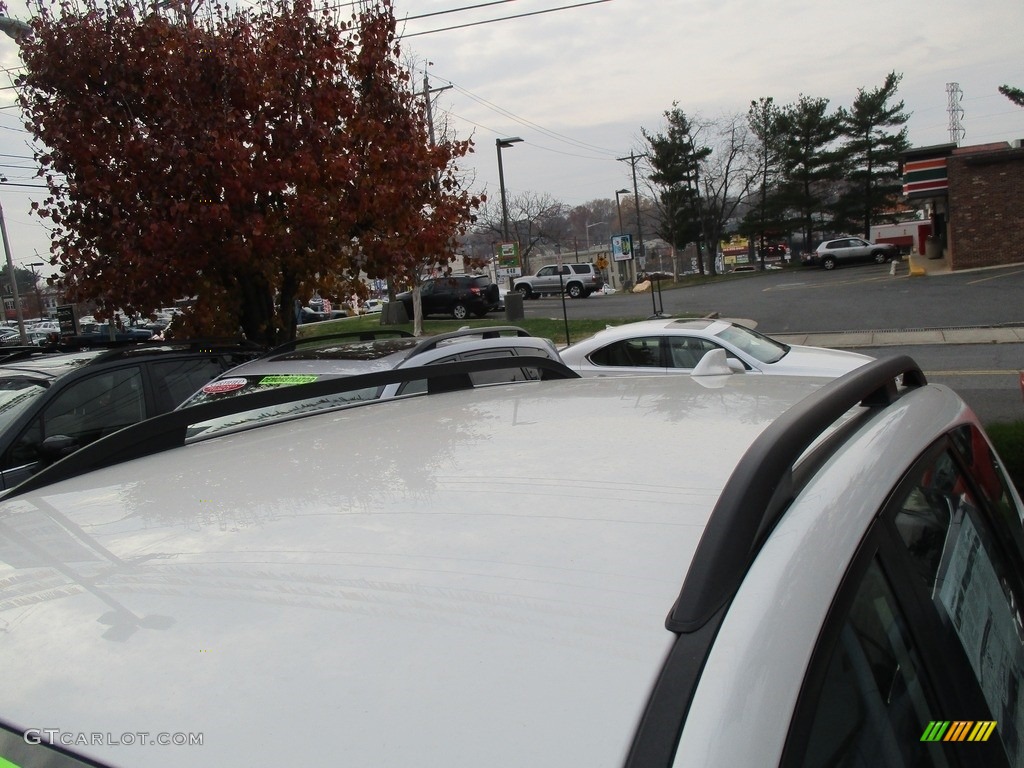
[184, 388, 382, 440]
[715, 324, 789, 364]
[0, 378, 48, 434]
[180, 374, 383, 439]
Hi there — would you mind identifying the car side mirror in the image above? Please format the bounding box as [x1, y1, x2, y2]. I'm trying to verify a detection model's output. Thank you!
[40, 434, 81, 461]
[727, 358, 746, 373]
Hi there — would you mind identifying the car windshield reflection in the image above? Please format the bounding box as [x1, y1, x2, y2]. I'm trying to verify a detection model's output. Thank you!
[715, 324, 789, 364]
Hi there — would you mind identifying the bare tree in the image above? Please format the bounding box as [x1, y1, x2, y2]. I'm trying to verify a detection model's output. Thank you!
[691, 115, 758, 275]
[471, 192, 567, 275]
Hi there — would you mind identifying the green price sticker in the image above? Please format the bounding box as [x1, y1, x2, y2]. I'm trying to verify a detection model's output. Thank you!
[259, 375, 318, 386]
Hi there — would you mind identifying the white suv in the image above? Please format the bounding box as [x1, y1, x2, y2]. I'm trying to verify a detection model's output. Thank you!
[807, 236, 900, 270]
[0, 356, 1020, 767]
[513, 262, 603, 299]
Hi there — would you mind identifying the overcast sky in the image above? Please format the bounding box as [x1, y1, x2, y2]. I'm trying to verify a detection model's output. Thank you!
[1, 0, 1021, 271]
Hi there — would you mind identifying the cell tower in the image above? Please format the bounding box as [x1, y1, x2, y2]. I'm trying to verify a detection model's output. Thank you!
[946, 82, 965, 146]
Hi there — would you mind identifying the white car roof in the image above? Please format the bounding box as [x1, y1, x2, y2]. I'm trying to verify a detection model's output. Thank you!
[1, 373, 836, 768]
[2, 356, 977, 768]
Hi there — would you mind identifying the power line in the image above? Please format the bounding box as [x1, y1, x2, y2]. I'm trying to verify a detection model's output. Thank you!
[400, 0, 612, 39]
[404, 0, 519, 23]
[443, 81, 619, 156]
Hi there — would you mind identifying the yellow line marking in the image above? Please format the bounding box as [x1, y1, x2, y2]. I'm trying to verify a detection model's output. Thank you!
[926, 370, 1020, 377]
[967, 268, 1024, 285]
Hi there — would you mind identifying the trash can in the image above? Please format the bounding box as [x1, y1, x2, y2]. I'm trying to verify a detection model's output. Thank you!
[381, 301, 408, 325]
[504, 291, 525, 321]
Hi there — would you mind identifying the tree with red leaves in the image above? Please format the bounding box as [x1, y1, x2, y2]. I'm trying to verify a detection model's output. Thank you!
[11, 0, 479, 344]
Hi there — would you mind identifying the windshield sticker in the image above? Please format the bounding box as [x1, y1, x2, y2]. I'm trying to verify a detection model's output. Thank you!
[258, 375, 318, 386]
[201, 377, 249, 395]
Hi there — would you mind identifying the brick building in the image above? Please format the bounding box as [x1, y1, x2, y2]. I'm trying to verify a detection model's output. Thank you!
[903, 140, 1024, 271]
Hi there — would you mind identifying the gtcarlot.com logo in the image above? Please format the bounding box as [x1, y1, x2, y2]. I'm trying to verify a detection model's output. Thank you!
[921, 721, 997, 742]
[23, 729, 203, 747]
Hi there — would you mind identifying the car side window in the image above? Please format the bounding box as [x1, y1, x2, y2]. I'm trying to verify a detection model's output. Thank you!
[9, 367, 145, 464]
[890, 435, 1024, 767]
[419, 281, 435, 295]
[396, 349, 542, 396]
[667, 337, 719, 369]
[792, 558, 949, 768]
[588, 337, 663, 368]
[149, 357, 225, 412]
[537, 266, 556, 277]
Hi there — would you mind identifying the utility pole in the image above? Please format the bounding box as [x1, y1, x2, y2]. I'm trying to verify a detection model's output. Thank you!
[619, 151, 659, 315]
[422, 70, 452, 150]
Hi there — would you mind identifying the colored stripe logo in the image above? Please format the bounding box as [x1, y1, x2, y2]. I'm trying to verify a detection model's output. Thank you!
[921, 721, 997, 742]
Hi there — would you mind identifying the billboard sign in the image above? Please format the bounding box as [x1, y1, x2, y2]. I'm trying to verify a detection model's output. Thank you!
[611, 235, 634, 262]
[496, 242, 522, 278]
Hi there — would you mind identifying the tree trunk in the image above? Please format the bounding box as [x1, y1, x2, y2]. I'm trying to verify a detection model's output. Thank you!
[238, 271, 279, 347]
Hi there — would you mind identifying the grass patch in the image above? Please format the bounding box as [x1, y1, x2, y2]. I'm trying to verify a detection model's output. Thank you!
[297, 313, 675, 345]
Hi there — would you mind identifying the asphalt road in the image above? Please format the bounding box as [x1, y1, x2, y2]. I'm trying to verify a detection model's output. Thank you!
[858, 343, 1023, 426]
[520, 262, 1024, 424]
[523, 261, 1024, 333]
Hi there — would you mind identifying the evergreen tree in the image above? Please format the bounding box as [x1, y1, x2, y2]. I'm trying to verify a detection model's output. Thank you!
[835, 72, 910, 238]
[999, 85, 1024, 107]
[776, 96, 844, 252]
[643, 105, 709, 273]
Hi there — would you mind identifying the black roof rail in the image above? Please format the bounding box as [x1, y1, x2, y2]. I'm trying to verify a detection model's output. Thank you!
[0, 346, 50, 363]
[405, 326, 535, 358]
[51, 335, 261, 353]
[666, 354, 927, 634]
[86, 338, 264, 363]
[7, 355, 579, 497]
[267, 329, 415, 356]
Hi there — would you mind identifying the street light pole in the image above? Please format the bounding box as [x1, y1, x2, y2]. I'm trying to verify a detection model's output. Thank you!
[496, 137, 523, 242]
[585, 221, 606, 250]
[614, 188, 631, 287]
[496, 137, 523, 288]
[615, 189, 629, 233]
[27, 261, 44, 319]
[0, 201, 28, 343]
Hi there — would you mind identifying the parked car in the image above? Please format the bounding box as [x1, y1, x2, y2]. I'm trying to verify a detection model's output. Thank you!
[560, 317, 872, 377]
[513, 263, 603, 299]
[1, 355, 1020, 767]
[177, 327, 564, 436]
[0, 340, 263, 490]
[0, 329, 53, 347]
[297, 306, 348, 324]
[78, 321, 155, 341]
[395, 275, 500, 320]
[803, 236, 900, 270]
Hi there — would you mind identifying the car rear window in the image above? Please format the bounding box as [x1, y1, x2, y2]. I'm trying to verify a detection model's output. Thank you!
[278, 338, 419, 362]
[570, 264, 592, 274]
[0, 378, 48, 434]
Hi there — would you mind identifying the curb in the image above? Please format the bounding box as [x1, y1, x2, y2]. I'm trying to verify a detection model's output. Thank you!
[775, 326, 1024, 349]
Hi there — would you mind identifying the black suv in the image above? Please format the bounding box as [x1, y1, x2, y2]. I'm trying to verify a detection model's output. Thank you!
[0, 341, 262, 490]
[395, 275, 500, 320]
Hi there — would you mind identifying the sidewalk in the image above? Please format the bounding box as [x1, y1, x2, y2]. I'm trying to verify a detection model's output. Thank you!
[775, 326, 1024, 349]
